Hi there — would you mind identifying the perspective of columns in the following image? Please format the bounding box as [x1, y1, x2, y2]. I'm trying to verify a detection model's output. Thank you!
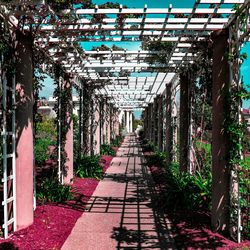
[0, 1, 248, 246]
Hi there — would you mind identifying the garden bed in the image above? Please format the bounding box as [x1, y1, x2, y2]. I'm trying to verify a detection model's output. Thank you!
[149, 164, 250, 250]
[0, 156, 113, 249]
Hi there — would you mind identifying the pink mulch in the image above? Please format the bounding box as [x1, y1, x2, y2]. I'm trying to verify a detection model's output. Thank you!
[149, 163, 250, 250]
[0, 155, 114, 250]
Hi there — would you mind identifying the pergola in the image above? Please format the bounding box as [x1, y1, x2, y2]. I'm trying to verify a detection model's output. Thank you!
[0, 0, 249, 242]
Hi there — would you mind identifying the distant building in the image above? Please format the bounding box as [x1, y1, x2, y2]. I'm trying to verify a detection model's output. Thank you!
[37, 96, 80, 118]
[241, 108, 250, 134]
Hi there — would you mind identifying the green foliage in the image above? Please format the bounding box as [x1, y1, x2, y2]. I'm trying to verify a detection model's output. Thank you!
[142, 139, 155, 152]
[0, 143, 2, 177]
[239, 160, 250, 239]
[133, 118, 143, 131]
[100, 144, 116, 156]
[146, 150, 167, 167]
[160, 164, 212, 211]
[224, 85, 249, 168]
[138, 129, 144, 139]
[72, 114, 80, 160]
[46, 0, 74, 11]
[195, 140, 212, 177]
[0, 0, 13, 3]
[36, 177, 72, 203]
[36, 116, 57, 140]
[74, 155, 103, 179]
[141, 39, 174, 65]
[35, 116, 57, 165]
[110, 135, 123, 147]
[35, 138, 55, 165]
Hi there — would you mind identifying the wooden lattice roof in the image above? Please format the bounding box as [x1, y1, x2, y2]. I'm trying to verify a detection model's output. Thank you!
[0, 0, 249, 109]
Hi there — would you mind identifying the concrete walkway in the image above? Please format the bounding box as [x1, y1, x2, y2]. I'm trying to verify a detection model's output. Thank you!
[62, 135, 175, 250]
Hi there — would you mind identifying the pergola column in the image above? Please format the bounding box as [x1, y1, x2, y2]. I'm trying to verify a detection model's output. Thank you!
[15, 30, 34, 230]
[63, 73, 73, 184]
[94, 98, 101, 155]
[144, 107, 148, 140]
[89, 98, 95, 155]
[148, 104, 153, 142]
[129, 111, 133, 133]
[157, 96, 163, 151]
[179, 72, 194, 173]
[153, 98, 158, 146]
[106, 102, 111, 144]
[126, 110, 130, 133]
[114, 109, 120, 137]
[81, 83, 91, 155]
[102, 100, 107, 144]
[165, 83, 173, 165]
[100, 99, 104, 145]
[211, 29, 230, 232]
[78, 85, 83, 157]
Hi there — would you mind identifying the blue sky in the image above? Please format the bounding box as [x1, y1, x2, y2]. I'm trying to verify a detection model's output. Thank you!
[241, 43, 250, 108]
[40, 0, 250, 112]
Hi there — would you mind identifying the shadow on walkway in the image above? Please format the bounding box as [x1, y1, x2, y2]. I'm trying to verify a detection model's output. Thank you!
[82, 135, 175, 249]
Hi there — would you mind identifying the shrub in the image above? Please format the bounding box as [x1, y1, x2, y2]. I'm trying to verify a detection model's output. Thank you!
[100, 144, 116, 156]
[138, 129, 144, 139]
[36, 177, 72, 203]
[195, 140, 212, 177]
[146, 150, 167, 167]
[159, 164, 212, 211]
[35, 138, 55, 165]
[74, 155, 103, 179]
[110, 136, 123, 147]
[142, 139, 155, 152]
[36, 116, 57, 140]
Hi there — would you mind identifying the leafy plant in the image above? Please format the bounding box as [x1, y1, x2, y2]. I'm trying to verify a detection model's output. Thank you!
[110, 136, 123, 147]
[157, 163, 212, 211]
[46, 0, 74, 11]
[100, 144, 116, 156]
[239, 160, 250, 239]
[141, 39, 174, 65]
[35, 138, 55, 165]
[36, 116, 57, 140]
[74, 155, 103, 179]
[36, 177, 72, 203]
[146, 150, 167, 167]
[142, 139, 155, 152]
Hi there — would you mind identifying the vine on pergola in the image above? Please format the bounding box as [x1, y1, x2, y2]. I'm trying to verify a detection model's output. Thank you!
[53, 64, 73, 181]
[225, 3, 250, 240]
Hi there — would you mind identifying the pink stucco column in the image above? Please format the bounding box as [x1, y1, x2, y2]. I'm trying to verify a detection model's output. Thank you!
[211, 29, 230, 233]
[102, 101, 107, 144]
[129, 111, 133, 133]
[125, 110, 129, 134]
[157, 96, 163, 151]
[148, 104, 153, 142]
[153, 98, 158, 145]
[106, 101, 111, 144]
[94, 99, 101, 154]
[15, 30, 34, 230]
[63, 74, 73, 184]
[116, 110, 120, 136]
[179, 72, 190, 172]
[165, 83, 172, 164]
